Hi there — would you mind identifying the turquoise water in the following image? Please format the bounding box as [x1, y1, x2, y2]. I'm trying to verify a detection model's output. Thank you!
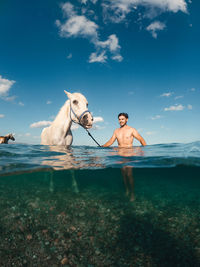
[0, 142, 200, 266]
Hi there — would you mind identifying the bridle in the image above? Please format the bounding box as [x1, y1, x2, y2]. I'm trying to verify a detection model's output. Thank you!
[70, 102, 92, 125]
[69, 102, 101, 147]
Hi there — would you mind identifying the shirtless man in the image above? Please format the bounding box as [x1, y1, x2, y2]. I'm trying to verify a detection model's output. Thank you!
[102, 113, 146, 201]
[102, 113, 146, 147]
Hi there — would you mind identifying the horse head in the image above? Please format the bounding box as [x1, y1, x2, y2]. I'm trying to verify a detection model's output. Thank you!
[64, 90, 93, 129]
[7, 133, 15, 141]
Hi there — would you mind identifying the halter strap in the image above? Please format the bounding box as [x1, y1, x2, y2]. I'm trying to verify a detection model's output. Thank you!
[70, 102, 91, 125]
[69, 102, 101, 147]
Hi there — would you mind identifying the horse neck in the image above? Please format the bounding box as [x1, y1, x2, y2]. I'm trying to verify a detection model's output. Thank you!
[53, 100, 72, 132]
[5, 134, 10, 140]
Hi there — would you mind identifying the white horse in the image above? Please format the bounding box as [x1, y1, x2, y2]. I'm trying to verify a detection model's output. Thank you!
[41, 90, 93, 146]
[41, 90, 93, 192]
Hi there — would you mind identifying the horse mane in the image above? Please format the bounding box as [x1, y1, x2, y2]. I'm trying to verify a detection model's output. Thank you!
[0, 134, 12, 138]
[5, 133, 12, 137]
[53, 100, 70, 124]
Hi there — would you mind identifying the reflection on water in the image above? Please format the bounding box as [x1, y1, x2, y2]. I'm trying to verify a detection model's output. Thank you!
[113, 146, 145, 158]
[42, 145, 104, 170]
[41, 146, 146, 171]
[1, 142, 200, 176]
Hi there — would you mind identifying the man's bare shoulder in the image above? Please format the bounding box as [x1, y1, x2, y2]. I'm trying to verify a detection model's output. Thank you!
[131, 127, 141, 138]
[114, 128, 120, 134]
[125, 126, 138, 136]
[130, 126, 137, 131]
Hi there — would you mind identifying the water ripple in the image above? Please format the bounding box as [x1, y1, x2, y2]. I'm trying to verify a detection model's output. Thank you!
[0, 141, 200, 175]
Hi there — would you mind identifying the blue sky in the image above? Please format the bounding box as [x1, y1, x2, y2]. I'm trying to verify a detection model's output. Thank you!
[0, 0, 199, 146]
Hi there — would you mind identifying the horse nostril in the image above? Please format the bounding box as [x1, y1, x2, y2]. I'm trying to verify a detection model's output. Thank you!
[83, 114, 88, 120]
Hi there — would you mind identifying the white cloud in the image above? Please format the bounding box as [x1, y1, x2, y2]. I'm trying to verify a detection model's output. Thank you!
[112, 54, 123, 62]
[71, 116, 103, 130]
[46, 100, 52, 104]
[0, 114, 5, 118]
[81, 0, 98, 4]
[0, 75, 15, 97]
[30, 121, 52, 128]
[89, 51, 107, 63]
[61, 2, 76, 17]
[187, 104, 192, 110]
[19, 102, 24, 106]
[190, 87, 195, 92]
[164, 104, 184, 111]
[147, 0, 187, 13]
[160, 92, 174, 97]
[97, 34, 120, 52]
[57, 15, 98, 39]
[56, 0, 188, 63]
[95, 34, 122, 61]
[3, 95, 17, 102]
[67, 53, 72, 59]
[30, 116, 104, 130]
[146, 21, 166, 38]
[174, 95, 183, 100]
[93, 116, 104, 123]
[151, 115, 162, 120]
[57, 3, 122, 63]
[103, 0, 187, 23]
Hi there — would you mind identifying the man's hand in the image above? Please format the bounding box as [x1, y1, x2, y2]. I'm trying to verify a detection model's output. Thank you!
[102, 131, 117, 147]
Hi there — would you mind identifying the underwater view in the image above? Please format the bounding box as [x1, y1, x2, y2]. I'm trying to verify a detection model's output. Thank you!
[0, 142, 200, 266]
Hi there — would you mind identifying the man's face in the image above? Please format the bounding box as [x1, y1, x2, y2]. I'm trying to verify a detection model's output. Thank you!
[118, 115, 128, 127]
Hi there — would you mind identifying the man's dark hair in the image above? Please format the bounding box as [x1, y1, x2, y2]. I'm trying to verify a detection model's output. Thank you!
[118, 113, 129, 119]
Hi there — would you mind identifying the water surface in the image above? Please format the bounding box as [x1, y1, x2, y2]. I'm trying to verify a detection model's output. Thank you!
[0, 142, 200, 266]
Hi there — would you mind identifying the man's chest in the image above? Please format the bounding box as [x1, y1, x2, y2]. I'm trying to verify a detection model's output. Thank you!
[116, 129, 133, 139]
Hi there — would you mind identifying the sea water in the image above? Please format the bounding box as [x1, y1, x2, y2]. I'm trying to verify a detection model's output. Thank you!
[0, 142, 200, 266]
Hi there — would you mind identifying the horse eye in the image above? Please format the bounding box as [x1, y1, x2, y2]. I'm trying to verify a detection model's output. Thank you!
[73, 100, 78, 105]
[86, 103, 88, 107]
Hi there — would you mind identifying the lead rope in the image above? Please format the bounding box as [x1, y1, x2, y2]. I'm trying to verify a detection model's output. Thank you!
[70, 103, 102, 147]
[82, 126, 101, 147]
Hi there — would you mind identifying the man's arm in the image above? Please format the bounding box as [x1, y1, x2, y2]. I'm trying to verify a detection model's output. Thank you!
[102, 131, 117, 147]
[132, 128, 147, 146]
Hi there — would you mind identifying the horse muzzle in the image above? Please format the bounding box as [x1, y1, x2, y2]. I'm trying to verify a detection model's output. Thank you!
[80, 112, 93, 129]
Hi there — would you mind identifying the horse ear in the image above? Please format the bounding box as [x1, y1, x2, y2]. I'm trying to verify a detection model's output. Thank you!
[64, 90, 72, 99]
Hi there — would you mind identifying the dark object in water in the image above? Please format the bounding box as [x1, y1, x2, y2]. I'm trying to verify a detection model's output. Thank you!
[0, 133, 15, 144]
